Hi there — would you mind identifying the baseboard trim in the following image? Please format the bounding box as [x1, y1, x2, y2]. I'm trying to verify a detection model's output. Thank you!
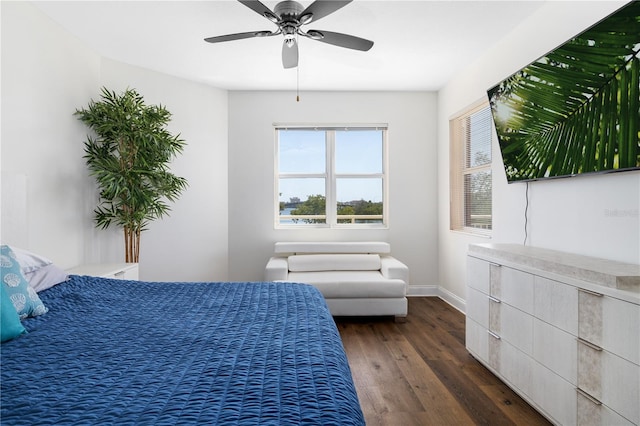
[406, 285, 466, 314]
[406, 285, 438, 297]
[436, 287, 466, 314]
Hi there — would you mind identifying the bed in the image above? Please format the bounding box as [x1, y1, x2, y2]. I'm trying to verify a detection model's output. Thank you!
[1, 275, 365, 425]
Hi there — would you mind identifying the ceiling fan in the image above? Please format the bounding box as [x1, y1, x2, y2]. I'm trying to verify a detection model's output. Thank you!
[204, 0, 374, 69]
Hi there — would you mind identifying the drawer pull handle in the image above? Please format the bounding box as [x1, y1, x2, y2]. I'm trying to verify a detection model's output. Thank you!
[487, 330, 501, 340]
[578, 288, 603, 297]
[578, 338, 603, 352]
[487, 296, 501, 303]
[577, 388, 602, 406]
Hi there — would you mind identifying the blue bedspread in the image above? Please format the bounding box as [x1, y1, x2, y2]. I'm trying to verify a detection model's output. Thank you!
[1, 276, 364, 425]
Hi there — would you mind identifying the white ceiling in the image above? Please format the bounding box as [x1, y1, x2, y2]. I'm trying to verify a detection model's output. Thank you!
[32, 0, 544, 91]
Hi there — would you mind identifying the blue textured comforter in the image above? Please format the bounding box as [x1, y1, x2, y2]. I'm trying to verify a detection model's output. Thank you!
[1, 277, 364, 425]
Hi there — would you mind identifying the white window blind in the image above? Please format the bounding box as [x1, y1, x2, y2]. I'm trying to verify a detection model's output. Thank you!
[450, 101, 492, 233]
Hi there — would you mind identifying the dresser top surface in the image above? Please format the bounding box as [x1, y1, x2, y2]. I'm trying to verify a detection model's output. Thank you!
[469, 243, 640, 293]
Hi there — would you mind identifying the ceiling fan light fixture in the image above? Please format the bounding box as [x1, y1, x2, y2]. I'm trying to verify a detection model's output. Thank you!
[282, 24, 296, 47]
[284, 35, 296, 48]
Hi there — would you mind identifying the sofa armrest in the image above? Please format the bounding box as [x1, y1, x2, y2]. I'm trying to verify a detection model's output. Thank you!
[265, 257, 289, 281]
[380, 255, 409, 283]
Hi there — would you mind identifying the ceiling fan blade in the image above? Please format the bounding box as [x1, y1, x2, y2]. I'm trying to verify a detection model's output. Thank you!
[204, 30, 275, 43]
[309, 30, 373, 51]
[299, 0, 352, 24]
[282, 39, 299, 69]
[238, 0, 279, 22]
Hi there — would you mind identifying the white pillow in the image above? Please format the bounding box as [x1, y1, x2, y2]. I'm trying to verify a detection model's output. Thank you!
[288, 254, 381, 272]
[24, 264, 68, 293]
[10, 246, 53, 273]
[6, 246, 67, 292]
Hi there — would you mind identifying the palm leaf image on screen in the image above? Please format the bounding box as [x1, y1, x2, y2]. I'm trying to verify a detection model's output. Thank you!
[488, 1, 640, 183]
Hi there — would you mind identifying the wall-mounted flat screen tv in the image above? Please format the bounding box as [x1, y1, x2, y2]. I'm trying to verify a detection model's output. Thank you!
[488, 1, 640, 183]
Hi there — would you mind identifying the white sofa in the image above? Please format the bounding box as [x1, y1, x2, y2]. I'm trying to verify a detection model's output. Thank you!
[265, 242, 409, 320]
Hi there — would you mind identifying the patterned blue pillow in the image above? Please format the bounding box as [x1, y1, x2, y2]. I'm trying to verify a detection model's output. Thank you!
[1, 283, 27, 342]
[1, 245, 48, 319]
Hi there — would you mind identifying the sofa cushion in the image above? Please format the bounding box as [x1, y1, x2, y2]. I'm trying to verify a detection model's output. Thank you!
[287, 271, 406, 298]
[275, 241, 391, 254]
[288, 254, 381, 272]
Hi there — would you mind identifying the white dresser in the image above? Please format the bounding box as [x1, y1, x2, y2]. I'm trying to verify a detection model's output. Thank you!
[466, 243, 639, 426]
[67, 263, 139, 280]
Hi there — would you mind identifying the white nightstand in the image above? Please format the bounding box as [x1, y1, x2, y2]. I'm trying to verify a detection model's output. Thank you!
[67, 263, 139, 280]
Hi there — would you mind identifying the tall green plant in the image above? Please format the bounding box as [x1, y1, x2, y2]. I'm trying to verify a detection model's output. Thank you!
[75, 87, 188, 262]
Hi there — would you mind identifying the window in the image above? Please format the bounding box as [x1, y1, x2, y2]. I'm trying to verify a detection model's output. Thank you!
[276, 126, 388, 228]
[450, 101, 492, 233]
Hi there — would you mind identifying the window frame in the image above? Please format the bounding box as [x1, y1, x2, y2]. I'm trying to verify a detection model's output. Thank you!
[274, 124, 389, 229]
[450, 100, 493, 236]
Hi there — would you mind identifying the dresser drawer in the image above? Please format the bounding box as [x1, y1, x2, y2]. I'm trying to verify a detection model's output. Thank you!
[468, 256, 491, 294]
[578, 340, 639, 424]
[500, 267, 534, 315]
[533, 318, 577, 384]
[531, 362, 576, 426]
[486, 332, 534, 396]
[577, 390, 635, 426]
[499, 302, 533, 356]
[496, 339, 533, 396]
[534, 276, 578, 335]
[465, 317, 489, 362]
[579, 289, 639, 365]
[466, 286, 489, 328]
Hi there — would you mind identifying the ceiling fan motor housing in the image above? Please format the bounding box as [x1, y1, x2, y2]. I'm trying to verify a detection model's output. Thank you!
[274, 1, 305, 22]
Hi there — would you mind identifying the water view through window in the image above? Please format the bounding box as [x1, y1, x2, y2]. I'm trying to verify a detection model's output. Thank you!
[277, 127, 386, 226]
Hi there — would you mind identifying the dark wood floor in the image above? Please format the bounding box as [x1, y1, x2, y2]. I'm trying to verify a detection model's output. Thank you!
[335, 297, 552, 426]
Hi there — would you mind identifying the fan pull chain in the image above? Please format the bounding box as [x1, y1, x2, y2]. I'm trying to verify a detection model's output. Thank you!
[296, 64, 300, 102]
[296, 36, 300, 102]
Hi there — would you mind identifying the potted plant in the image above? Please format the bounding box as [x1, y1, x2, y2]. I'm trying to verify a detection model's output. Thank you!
[75, 87, 188, 263]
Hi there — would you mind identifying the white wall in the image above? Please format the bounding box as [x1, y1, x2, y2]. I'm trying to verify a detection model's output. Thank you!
[437, 1, 640, 309]
[228, 91, 438, 293]
[1, 1, 100, 269]
[1, 2, 229, 281]
[99, 60, 229, 282]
